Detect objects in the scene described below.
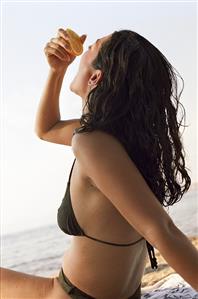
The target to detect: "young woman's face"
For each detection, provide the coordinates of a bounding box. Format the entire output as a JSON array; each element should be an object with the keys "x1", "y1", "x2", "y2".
[{"x1": 69, "y1": 33, "x2": 112, "y2": 99}]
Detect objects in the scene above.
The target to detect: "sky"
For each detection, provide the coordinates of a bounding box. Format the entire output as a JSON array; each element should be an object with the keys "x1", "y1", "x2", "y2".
[{"x1": 1, "y1": 1, "x2": 197, "y2": 236}]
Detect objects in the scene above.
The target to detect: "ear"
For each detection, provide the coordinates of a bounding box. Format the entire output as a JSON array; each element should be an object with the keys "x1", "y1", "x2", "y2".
[{"x1": 88, "y1": 70, "x2": 103, "y2": 87}]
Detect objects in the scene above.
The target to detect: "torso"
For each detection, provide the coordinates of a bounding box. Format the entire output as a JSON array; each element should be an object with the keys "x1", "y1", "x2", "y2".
[{"x1": 61, "y1": 158, "x2": 148, "y2": 298}]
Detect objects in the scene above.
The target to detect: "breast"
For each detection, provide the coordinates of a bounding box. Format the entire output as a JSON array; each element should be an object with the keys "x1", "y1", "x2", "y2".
[{"x1": 69, "y1": 158, "x2": 144, "y2": 244}]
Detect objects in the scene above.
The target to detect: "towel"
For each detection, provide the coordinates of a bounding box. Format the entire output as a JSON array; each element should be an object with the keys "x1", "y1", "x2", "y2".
[{"x1": 141, "y1": 273, "x2": 198, "y2": 298}]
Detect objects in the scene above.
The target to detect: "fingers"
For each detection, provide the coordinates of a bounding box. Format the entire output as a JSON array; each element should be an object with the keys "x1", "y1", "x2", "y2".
[
  {"x1": 57, "y1": 28, "x2": 70, "y2": 40},
  {"x1": 50, "y1": 37, "x2": 72, "y2": 53},
  {"x1": 44, "y1": 41, "x2": 70, "y2": 61},
  {"x1": 57, "y1": 28, "x2": 87, "y2": 45},
  {"x1": 80, "y1": 34, "x2": 87, "y2": 44},
  {"x1": 44, "y1": 28, "x2": 87, "y2": 60},
  {"x1": 44, "y1": 28, "x2": 74, "y2": 61}
]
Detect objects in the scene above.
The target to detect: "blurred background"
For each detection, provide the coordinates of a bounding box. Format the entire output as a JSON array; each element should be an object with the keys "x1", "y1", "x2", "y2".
[{"x1": 1, "y1": 0, "x2": 197, "y2": 277}]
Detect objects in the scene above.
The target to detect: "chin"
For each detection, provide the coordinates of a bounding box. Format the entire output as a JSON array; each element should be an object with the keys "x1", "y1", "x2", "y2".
[
  {"x1": 69, "y1": 81, "x2": 77, "y2": 94},
  {"x1": 70, "y1": 83, "x2": 85, "y2": 99},
  {"x1": 69, "y1": 75, "x2": 80, "y2": 94}
]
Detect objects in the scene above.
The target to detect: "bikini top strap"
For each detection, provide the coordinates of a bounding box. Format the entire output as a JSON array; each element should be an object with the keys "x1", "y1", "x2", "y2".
[
  {"x1": 68, "y1": 158, "x2": 76, "y2": 183},
  {"x1": 146, "y1": 241, "x2": 158, "y2": 270}
]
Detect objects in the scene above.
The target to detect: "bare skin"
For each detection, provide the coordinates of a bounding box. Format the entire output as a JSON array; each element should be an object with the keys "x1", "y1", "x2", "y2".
[
  {"x1": 3, "y1": 26, "x2": 197, "y2": 299},
  {"x1": 59, "y1": 158, "x2": 148, "y2": 298},
  {"x1": 0, "y1": 267, "x2": 72, "y2": 299},
  {"x1": 0, "y1": 159, "x2": 147, "y2": 299}
]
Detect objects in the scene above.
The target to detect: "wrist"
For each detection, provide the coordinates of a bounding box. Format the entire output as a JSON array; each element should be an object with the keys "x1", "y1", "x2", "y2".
[{"x1": 49, "y1": 67, "x2": 68, "y2": 77}]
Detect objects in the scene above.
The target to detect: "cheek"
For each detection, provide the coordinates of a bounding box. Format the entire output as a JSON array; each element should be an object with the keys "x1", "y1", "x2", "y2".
[
  {"x1": 80, "y1": 52, "x2": 92, "y2": 69},
  {"x1": 78, "y1": 54, "x2": 94, "y2": 83},
  {"x1": 80, "y1": 49, "x2": 97, "y2": 69},
  {"x1": 70, "y1": 65, "x2": 91, "y2": 94},
  {"x1": 70, "y1": 52, "x2": 95, "y2": 94}
]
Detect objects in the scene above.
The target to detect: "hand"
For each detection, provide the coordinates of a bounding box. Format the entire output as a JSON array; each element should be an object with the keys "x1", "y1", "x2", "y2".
[{"x1": 44, "y1": 28, "x2": 87, "y2": 73}]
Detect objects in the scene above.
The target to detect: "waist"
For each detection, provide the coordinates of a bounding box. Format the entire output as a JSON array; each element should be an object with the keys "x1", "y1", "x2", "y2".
[{"x1": 61, "y1": 236, "x2": 147, "y2": 298}]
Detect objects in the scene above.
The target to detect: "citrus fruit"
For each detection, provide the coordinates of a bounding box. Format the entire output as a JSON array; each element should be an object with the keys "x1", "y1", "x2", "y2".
[{"x1": 65, "y1": 28, "x2": 83, "y2": 56}]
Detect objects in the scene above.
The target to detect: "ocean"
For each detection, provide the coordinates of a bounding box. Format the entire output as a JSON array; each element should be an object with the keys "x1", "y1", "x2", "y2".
[{"x1": 1, "y1": 187, "x2": 197, "y2": 278}]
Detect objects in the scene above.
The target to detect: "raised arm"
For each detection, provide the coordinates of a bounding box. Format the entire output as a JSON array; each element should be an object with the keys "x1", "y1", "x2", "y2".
[
  {"x1": 34, "y1": 28, "x2": 86, "y2": 146},
  {"x1": 34, "y1": 68, "x2": 80, "y2": 145},
  {"x1": 71, "y1": 130, "x2": 198, "y2": 291},
  {"x1": 34, "y1": 68, "x2": 66, "y2": 136}
]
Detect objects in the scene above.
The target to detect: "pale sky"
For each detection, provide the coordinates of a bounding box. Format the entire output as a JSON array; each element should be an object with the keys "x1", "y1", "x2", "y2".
[{"x1": 1, "y1": 1, "x2": 197, "y2": 235}]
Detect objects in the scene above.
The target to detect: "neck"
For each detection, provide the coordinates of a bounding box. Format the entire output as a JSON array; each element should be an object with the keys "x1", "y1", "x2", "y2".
[{"x1": 82, "y1": 97, "x2": 89, "y2": 114}]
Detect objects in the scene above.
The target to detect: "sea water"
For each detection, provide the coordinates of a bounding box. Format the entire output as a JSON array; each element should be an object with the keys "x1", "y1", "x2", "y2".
[{"x1": 1, "y1": 187, "x2": 197, "y2": 277}]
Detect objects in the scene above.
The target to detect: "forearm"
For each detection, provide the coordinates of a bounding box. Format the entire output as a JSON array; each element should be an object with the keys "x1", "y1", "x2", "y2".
[
  {"x1": 154, "y1": 223, "x2": 198, "y2": 291},
  {"x1": 34, "y1": 68, "x2": 67, "y2": 136}
]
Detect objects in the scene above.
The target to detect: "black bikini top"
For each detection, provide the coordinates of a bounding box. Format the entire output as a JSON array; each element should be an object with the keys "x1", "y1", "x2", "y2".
[{"x1": 57, "y1": 158, "x2": 158, "y2": 270}]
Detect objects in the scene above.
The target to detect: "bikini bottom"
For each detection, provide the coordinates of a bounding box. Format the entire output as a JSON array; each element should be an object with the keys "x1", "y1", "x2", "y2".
[{"x1": 56, "y1": 267, "x2": 141, "y2": 299}]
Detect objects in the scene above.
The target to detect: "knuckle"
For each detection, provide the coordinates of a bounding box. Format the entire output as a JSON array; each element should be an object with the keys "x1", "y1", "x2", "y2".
[
  {"x1": 56, "y1": 44, "x2": 62, "y2": 51},
  {"x1": 51, "y1": 42, "x2": 58, "y2": 50},
  {"x1": 59, "y1": 30, "x2": 67, "y2": 38},
  {"x1": 59, "y1": 43, "x2": 67, "y2": 50},
  {"x1": 58, "y1": 28, "x2": 66, "y2": 36},
  {"x1": 54, "y1": 48, "x2": 62, "y2": 56},
  {"x1": 60, "y1": 37, "x2": 68, "y2": 46},
  {"x1": 53, "y1": 49, "x2": 58, "y2": 55}
]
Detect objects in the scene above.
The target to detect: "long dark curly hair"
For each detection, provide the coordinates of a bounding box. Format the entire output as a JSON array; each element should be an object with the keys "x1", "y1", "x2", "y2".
[{"x1": 74, "y1": 29, "x2": 191, "y2": 208}]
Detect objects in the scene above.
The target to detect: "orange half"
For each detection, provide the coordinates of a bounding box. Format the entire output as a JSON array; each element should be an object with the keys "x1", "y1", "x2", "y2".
[{"x1": 65, "y1": 28, "x2": 83, "y2": 56}]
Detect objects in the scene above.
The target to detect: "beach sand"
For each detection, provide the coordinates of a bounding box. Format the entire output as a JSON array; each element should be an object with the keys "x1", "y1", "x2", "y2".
[{"x1": 141, "y1": 235, "x2": 198, "y2": 288}]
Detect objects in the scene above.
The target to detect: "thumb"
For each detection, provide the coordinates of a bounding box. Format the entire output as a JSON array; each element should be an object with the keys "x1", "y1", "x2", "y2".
[{"x1": 80, "y1": 34, "x2": 87, "y2": 44}]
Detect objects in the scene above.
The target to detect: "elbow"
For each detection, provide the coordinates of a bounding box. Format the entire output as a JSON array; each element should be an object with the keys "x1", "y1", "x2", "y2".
[
  {"x1": 34, "y1": 129, "x2": 44, "y2": 139},
  {"x1": 145, "y1": 219, "x2": 177, "y2": 249}
]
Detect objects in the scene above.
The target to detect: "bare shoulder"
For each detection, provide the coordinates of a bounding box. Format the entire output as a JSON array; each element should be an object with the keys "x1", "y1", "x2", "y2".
[
  {"x1": 71, "y1": 129, "x2": 138, "y2": 181},
  {"x1": 71, "y1": 129, "x2": 125, "y2": 188},
  {"x1": 71, "y1": 129, "x2": 125, "y2": 156}
]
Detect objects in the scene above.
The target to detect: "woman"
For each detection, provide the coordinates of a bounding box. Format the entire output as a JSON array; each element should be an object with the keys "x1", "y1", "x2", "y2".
[{"x1": 1, "y1": 28, "x2": 198, "y2": 299}]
